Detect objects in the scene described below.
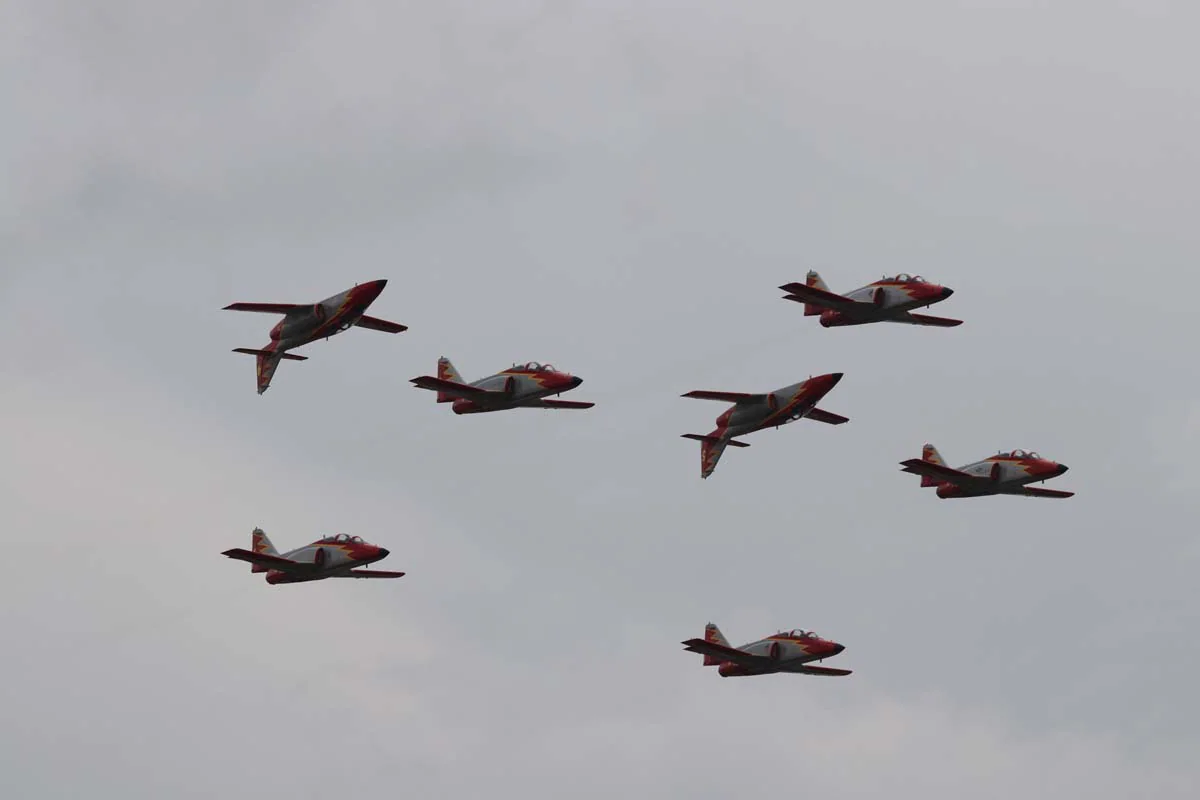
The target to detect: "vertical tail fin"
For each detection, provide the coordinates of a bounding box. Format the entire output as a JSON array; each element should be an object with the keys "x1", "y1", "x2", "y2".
[
  {"x1": 702, "y1": 622, "x2": 730, "y2": 666},
  {"x1": 436, "y1": 357, "x2": 463, "y2": 403},
  {"x1": 804, "y1": 270, "x2": 830, "y2": 316},
  {"x1": 250, "y1": 527, "x2": 279, "y2": 573},
  {"x1": 920, "y1": 443, "x2": 946, "y2": 488}
]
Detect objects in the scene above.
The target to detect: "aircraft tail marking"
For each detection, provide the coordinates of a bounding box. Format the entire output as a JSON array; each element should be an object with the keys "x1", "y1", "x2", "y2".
[
  {"x1": 436, "y1": 357, "x2": 464, "y2": 403},
  {"x1": 920, "y1": 443, "x2": 946, "y2": 487},
  {"x1": 703, "y1": 622, "x2": 730, "y2": 666},
  {"x1": 803, "y1": 270, "x2": 831, "y2": 315},
  {"x1": 250, "y1": 527, "x2": 279, "y2": 573}
]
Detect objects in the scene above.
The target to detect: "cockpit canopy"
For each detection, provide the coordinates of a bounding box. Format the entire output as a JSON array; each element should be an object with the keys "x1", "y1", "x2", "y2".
[
  {"x1": 1004, "y1": 449, "x2": 1042, "y2": 459},
  {"x1": 886, "y1": 273, "x2": 926, "y2": 283},
  {"x1": 786, "y1": 629, "x2": 819, "y2": 639},
  {"x1": 515, "y1": 361, "x2": 557, "y2": 373},
  {"x1": 318, "y1": 533, "x2": 364, "y2": 543}
]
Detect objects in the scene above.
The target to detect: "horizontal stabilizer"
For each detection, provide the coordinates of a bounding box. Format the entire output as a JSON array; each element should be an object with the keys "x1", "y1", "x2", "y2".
[
  {"x1": 221, "y1": 548, "x2": 305, "y2": 572},
  {"x1": 354, "y1": 315, "x2": 408, "y2": 333},
  {"x1": 410, "y1": 375, "x2": 488, "y2": 397},
  {"x1": 681, "y1": 434, "x2": 750, "y2": 448},
  {"x1": 902, "y1": 313, "x2": 963, "y2": 327},
  {"x1": 806, "y1": 408, "x2": 850, "y2": 425},
  {"x1": 536, "y1": 399, "x2": 595, "y2": 409},
  {"x1": 1017, "y1": 486, "x2": 1075, "y2": 499},
  {"x1": 335, "y1": 569, "x2": 407, "y2": 579},
  {"x1": 223, "y1": 302, "x2": 302, "y2": 314},
  {"x1": 778, "y1": 283, "x2": 856, "y2": 309},
  {"x1": 681, "y1": 390, "x2": 765, "y2": 404},
  {"x1": 681, "y1": 638, "x2": 766, "y2": 667},
  {"x1": 899, "y1": 458, "x2": 975, "y2": 483},
  {"x1": 232, "y1": 348, "x2": 307, "y2": 361},
  {"x1": 790, "y1": 664, "x2": 852, "y2": 676}
]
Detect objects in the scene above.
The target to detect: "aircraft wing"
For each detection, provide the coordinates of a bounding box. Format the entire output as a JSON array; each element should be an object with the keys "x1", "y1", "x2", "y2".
[
  {"x1": 221, "y1": 548, "x2": 309, "y2": 572},
  {"x1": 223, "y1": 303, "x2": 303, "y2": 314},
  {"x1": 778, "y1": 282, "x2": 857, "y2": 309},
  {"x1": 681, "y1": 638, "x2": 770, "y2": 667},
  {"x1": 898, "y1": 458, "x2": 980, "y2": 485},
  {"x1": 898, "y1": 312, "x2": 963, "y2": 327},
  {"x1": 332, "y1": 569, "x2": 407, "y2": 578},
  {"x1": 409, "y1": 376, "x2": 490, "y2": 398},
  {"x1": 806, "y1": 408, "x2": 850, "y2": 425},
  {"x1": 681, "y1": 390, "x2": 765, "y2": 404},
  {"x1": 1016, "y1": 487, "x2": 1075, "y2": 499},
  {"x1": 534, "y1": 399, "x2": 595, "y2": 409},
  {"x1": 354, "y1": 315, "x2": 408, "y2": 333},
  {"x1": 789, "y1": 664, "x2": 853, "y2": 677}
]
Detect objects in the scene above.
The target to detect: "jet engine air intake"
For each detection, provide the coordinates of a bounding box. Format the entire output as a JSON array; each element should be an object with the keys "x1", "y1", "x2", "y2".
[{"x1": 768, "y1": 641, "x2": 781, "y2": 660}]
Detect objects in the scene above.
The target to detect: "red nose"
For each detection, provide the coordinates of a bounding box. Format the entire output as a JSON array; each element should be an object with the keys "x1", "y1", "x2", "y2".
[
  {"x1": 354, "y1": 279, "x2": 388, "y2": 303},
  {"x1": 912, "y1": 283, "x2": 952, "y2": 301},
  {"x1": 810, "y1": 372, "x2": 844, "y2": 393}
]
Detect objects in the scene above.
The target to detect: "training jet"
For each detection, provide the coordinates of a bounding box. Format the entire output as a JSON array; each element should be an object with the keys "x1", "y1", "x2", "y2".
[
  {"x1": 682, "y1": 622, "x2": 852, "y2": 677},
  {"x1": 221, "y1": 528, "x2": 406, "y2": 585},
  {"x1": 680, "y1": 373, "x2": 848, "y2": 479},
  {"x1": 900, "y1": 444, "x2": 1073, "y2": 499},
  {"x1": 223, "y1": 279, "x2": 407, "y2": 394},
  {"x1": 410, "y1": 357, "x2": 594, "y2": 414},
  {"x1": 780, "y1": 270, "x2": 961, "y2": 328}
]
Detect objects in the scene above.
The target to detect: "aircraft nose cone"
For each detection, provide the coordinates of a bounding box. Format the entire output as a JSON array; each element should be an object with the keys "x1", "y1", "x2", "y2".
[
  {"x1": 570, "y1": 375, "x2": 583, "y2": 388},
  {"x1": 827, "y1": 372, "x2": 844, "y2": 386},
  {"x1": 940, "y1": 286, "x2": 954, "y2": 299},
  {"x1": 376, "y1": 547, "x2": 390, "y2": 559},
  {"x1": 1056, "y1": 463, "x2": 1069, "y2": 475},
  {"x1": 374, "y1": 279, "x2": 388, "y2": 289},
  {"x1": 828, "y1": 643, "x2": 845, "y2": 656}
]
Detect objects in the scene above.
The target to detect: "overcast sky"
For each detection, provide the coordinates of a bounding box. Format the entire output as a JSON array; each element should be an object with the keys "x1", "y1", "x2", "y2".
[{"x1": 4, "y1": 1, "x2": 1199, "y2": 797}]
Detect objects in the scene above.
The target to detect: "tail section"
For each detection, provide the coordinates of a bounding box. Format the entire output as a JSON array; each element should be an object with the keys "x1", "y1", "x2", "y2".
[
  {"x1": 804, "y1": 270, "x2": 830, "y2": 316},
  {"x1": 249, "y1": 527, "x2": 279, "y2": 573},
  {"x1": 681, "y1": 431, "x2": 744, "y2": 479},
  {"x1": 231, "y1": 347, "x2": 297, "y2": 394},
  {"x1": 702, "y1": 623, "x2": 730, "y2": 666},
  {"x1": 436, "y1": 357, "x2": 464, "y2": 403},
  {"x1": 920, "y1": 443, "x2": 946, "y2": 488}
]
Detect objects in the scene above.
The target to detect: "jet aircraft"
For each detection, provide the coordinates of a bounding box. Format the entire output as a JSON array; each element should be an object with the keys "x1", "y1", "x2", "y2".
[
  {"x1": 900, "y1": 444, "x2": 1073, "y2": 499},
  {"x1": 680, "y1": 373, "x2": 848, "y2": 479},
  {"x1": 780, "y1": 270, "x2": 961, "y2": 328},
  {"x1": 223, "y1": 279, "x2": 407, "y2": 394},
  {"x1": 221, "y1": 528, "x2": 405, "y2": 585},
  {"x1": 410, "y1": 357, "x2": 594, "y2": 414},
  {"x1": 682, "y1": 622, "x2": 852, "y2": 677}
]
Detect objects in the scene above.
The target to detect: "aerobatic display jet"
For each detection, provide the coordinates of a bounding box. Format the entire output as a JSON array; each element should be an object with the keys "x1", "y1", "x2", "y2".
[
  {"x1": 410, "y1": 357, "x2": 594, "y2": 414},
  {"x1": 221, "y1": 528, "x2": 405, "y2": 585},
  {"x1": 780, "y1": 270, "x2": 961, "y2": 328},
  {"x1": 900, "y1": 444, "x2": 1073, "y2": 499},
  {"x1": 682, "y1": 622, "x2": 852, "y2": 678},
  {"x1": 680, "y1": 372, "x2": 848, "y2": 479},
  {"x1": 223, "y1": 279, "x2": 407, "y2": 394}
]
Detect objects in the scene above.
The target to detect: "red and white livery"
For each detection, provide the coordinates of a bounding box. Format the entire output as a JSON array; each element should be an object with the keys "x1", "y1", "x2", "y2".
[
  {"x1": 223, "y1": 279, "x2": 407, "y2": 394},
  {"x1": 222, "y1": 528, "x2": 406, "y2": 585},
  {"x1": 780, "y1": 270, "x2": 961, "y2": 328},
  {"x1": 680, "y1": 373, "x2": 848, "y2": 479},
  {"x1": 900, "y1": 443, "x2": 1073, "y2": 499},
  {"x1": 682, "y1": 622, "x2": 851, "y2": 678},
  {"x1": 410, "y1": 357, "x2": 593, "y2": 414}
]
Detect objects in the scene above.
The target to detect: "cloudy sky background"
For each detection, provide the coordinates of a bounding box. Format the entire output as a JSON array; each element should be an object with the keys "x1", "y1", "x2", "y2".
[{"x1": 4, "y1": 1, "x2": 1199, "y2": 797}]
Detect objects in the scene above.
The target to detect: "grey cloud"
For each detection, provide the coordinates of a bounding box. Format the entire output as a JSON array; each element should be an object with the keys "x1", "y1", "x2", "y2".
[{"x1": 5, "y1": 1, "x2": 1200, "y2": 797}]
